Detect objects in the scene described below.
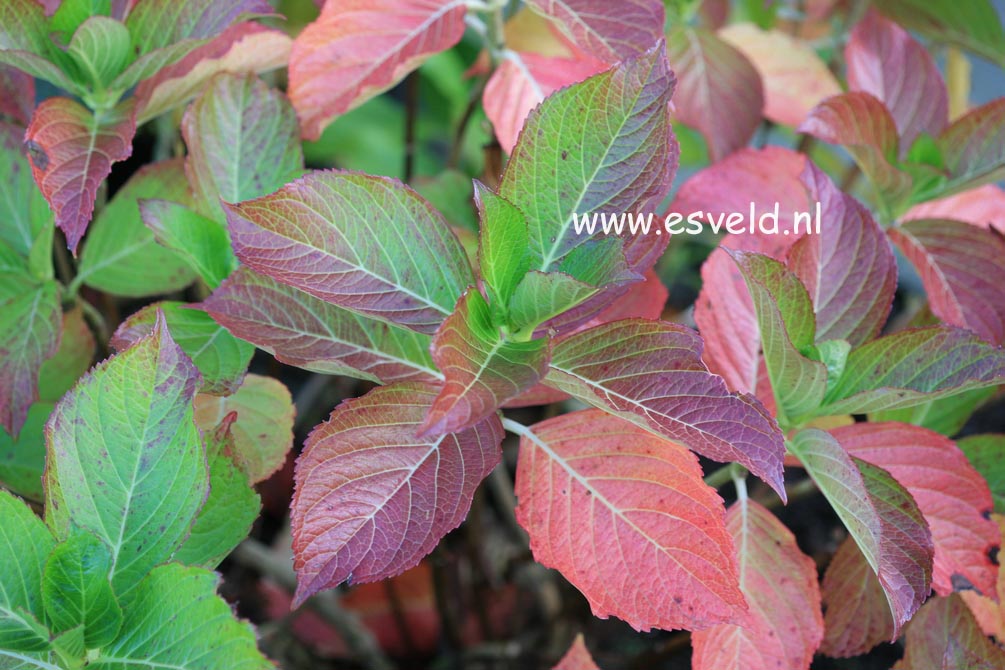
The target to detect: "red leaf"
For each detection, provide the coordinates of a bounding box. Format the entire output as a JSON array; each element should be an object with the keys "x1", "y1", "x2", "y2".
[
  {"x1": 798, "y1": 92, "x2": 912, "y2": 205},
  {"x1": 894, "y1": 595, "x2": 1005, "y2": 670},
  {"x1": 0, "y1": 65, "x2": 34, "y2": 126},
  {"x1": 938, "y1": 98, "x2": 1005, "y2": 197},
  {"x1": 422, "y1": 289, "x2": 550, "y2": 435},
  {"x1": 692, "y1": 499, "x2": 823, "y2": 670},
  {"x1": 846, "y1": 10, "x2": 948, "y2": 149},
  {"x1": 24, "y1": 98, "x2": 136, "y2": 254},
  {"x1": 545, "y1": 319, "x2": 786, "y2": 498},
  {"x1": 832, "y1": 422, "x2": 998, "y2": 599},
  {"x1": 553, "y1": 634, "x2": 601, "y2": 670},
  {"x1": 524, "y1": 0, "x2": 664, "y2": 63},
  {"x1": 788, "y1": 162, "x2": 897, "y2": 346},
  {"x1": 819, "y1": 537, "x2": 897, "y2": 657},
  {"x1": 514, "y1": 409, "x2": 746, "y2": 631},
  {"x1": 291, "y1": 382, "x2": 503, "y2": 605},
  {"x1": 580, "y1": 268, "x2": 667, "y2": 326},
  {"x1": 905, "y1": 184, "x2": 1005, "y2": 234},
  {"x1": 889, "y1": 219, "x2": 1005, "y2": 344},
  {"x1": 289, "y1": 0, "x2": 467, "y2": 139},
  {"x1": 667, "y1": 26, "x2": 763, "y2": 162},
  {"x1": 484, "y1": 51, "x2": 605, "y2": 153}
]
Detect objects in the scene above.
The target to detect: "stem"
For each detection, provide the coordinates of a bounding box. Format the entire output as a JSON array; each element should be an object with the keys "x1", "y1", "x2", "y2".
[
  {"x1": 731, "y1": 464, "x2": 748, "y2": 501},
  {"x1": 77, "y1": 296, "x2": 109, "y2": 345},
  {"x1": 702, "y1": 463, "x2": 734, "y2": 489},
  {"x1": 403, "y1": 72, "x2": 420, "y2": 183}
]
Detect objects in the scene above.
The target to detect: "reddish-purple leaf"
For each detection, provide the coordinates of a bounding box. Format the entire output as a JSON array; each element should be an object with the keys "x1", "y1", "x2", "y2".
[
  {"x1": 889, "y1": 219, "x2": 1005, "y2": 344},
  {"x1": 0, "y1": 65, "x2": 33, "y2": 126},
  {"x1": 226, "y1": 170, "x2": 474, "y2": 334},
  {"x1": 582, "y1": 269, "x2": 667, "y2": 326},
  {"x1": 291, "y1": 382, "x2": 503, "y2": 605},
  {"x1": 667, "y1": 26, "x2": 763, "y2": 162},
  {"x1": 545, "y1": 318, "x2": 786, "y2": 498},
  {"x1": 905, "y1": 184, "x2": 1005, "y2": 234},
  {"x1": 788, "y1": 429, "x2": 933, "y2": 636},
  {"x1": 788, "y1": 162, "x2": 897, "y2": 346},
  {"x1": 799, "y1": 92, "x2": 912, "y2": 206},
  {"x1": 514, "y1": 409, "x2": 746, "y2": 632},
  {"x1": 819, "y1": 537, "x2": 897, "y2": 657},
  {"x1": 289, "y1": 0, "x2": 467, "y2": 140},
  {"x1": 124, "y1": 0, "x2": 274, "y2": 53},
  {"x1": 832, "y1": 422, "x2": 998, "y2": 599},
  {"x1": 937, "y1": 98, "x2": 1005, "y2": 197},
  {"x1": 135, "y1": 22, "x2": 292, "y2": 125},
  {"x1": 894, "y1": 595, "x2": 1005, "y2": 670},
  {"x1": 483, "y1": 51, "x2": 605, "y2": 154},
  {"x1": 24, "y1": 98, "x2": 136, "y2": 254},
  {"x1": 422, "y1": 289, "x2": 549, "y2": 436},
  {"x1": 692, "y1": 499, "x2": 823, "y2": 670},
  {"x1": 553, "y1": 635, "x2": 601, "y2": 670},
  {"x1": 524, "y1": 0, "x2": 664, "y2": 63},
  {"x1": 203, "y1": 267, "x2": 440, "y2": 383},
  {"x1": 846, "y1": 10, "x2": 948, "y2": 150}
]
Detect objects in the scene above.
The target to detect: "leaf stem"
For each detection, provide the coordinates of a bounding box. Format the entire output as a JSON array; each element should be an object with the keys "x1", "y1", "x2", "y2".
[{"x1": 702, "y1": 463, "x2": 734, "y2": 489}]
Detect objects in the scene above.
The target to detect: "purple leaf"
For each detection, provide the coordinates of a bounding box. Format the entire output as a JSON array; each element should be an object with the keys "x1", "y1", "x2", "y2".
[
  {"x1": 938, "y1": 99, "x2": 1005, "y2": 197},
  {"x1": 524, "y1": 0, "x2": 665, "y2": 63}
]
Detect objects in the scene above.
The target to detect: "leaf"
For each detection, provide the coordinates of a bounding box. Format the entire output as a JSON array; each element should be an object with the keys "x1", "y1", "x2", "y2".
[
  {"x1": 49, "y1": 0, "x2": 112, "y2": 44},
  {"x1": 507, "y1": 271, "x2": 599, "y2": 336},
  {"x1": 41, "y1": 532, "x2": 122, "y2": 648},
  {"x1": 515, "y1": 410, "x2": 745, "y2": 631},
  {"x1": 37, "y1": 308, "x2": 95, "y2": 404},
  {"x1": 75, "y1": 158, "x2": 197, "y2": 297},
  {"x1": 111, "y1": 301, "x2": 254, "y2": 396},
  {"x1": 889, "y1": 219, "x2": 1005, "y2": 344},
  {"x1": 44, "y1": 314, "x2": 208, "y2": 596},
  {"x1": 202, "y1": 267, "x2": 440, "y2": 383},
  {"x1": 960, "y1": 514, "x2": 1005, "y2": 640},
  {"x1": 174, "y1": 415, "x2": 260, "y2": 568},
  {"x1": 422, "y1": 289, "x2": 549, "y2": 435},
  {"x1": 290, "y1": 382, "x2": 503, "y2": 605},
  {"x1": 226, "y1": 170, "x2": 474, "y2": 334},
  {"x1": 833, "y1": 422, "x2": 998, "y2": 599},
  {"x1": 845, "y1": 10, "x2": 948, "y2": 150},
  {"x1": 67, "y1": 16, "x2": 133, "y2": 89},
  {"x1": 524, "y1": 0, "x2": 664, "y2": 63},
  {"x1": 798, "y1": 92, "x2": 912, "y2": 209},
  {"x1": 819, "y1": 537, "x2": 897, "y2": 657},
  {"x1": 0, "y1": 123, "x2": 51, "y2": 260},
  {"x1": 905, "y1": 184, "x2": 1005, "y2": 234},
  {"x1": 124, "y1": 0, "x2": 273, "y2": 54},
  {"x1": 135, "y1": 23, "x2": 292, "y2": 124},
  {"x1": 193, "y1": 373, "x2": 294, "y2": 485},
  {"x1": 95, "y1": 563, "x2": 274, "y2": 669},
  {"x1": 475, "y1": 183, "x2": 531, "y2": 310},
  {"x1": 288, "y1": 0, "x2": 468, "y2": 140},
  {"x1": 870, "y1": 387, "x2": 995, "y2": 437},
  {"x1": 717, "y1": 23, "x2": 841, "y2": 127},
  {"x1": 0, "y1": 65, "x2": 34, "y2": 126},
  {"x1": 666, "y1": 26, "x2": 763, "y2": 162},
  {"x1": 788, "y1": 429, "x2": 933, "y2": 635},
  {"x1": 24, "y1": 98, "x2": 136, "y2": 255},
  {"x1": 818, "y1": 326, "x2": 1005, "y2": 415},
  {"x1": 937, "y1": 99, "x2": 1005, "y2": 197},
  {"x1": 0, "y1": 490, "x2": 55, "y2": 652},
  {"x1": 545, "y1": 319, "x2": 786, "y2": 497},
  {"x1": 182, "y1": 72, "x2": 304, "y2": 222},
  {"x1": 483, "y1": 51, "x2": 605, "y2": 154},
  {"x1": 872, "y1": 0, "x2": 1005, "y2": 67},
  {"x1": 0, "y1": 275, "x2": 61, "y2": 438},
  {"x1": 728, "y1": 250, "x2": 828, "y2": 420},
  {"x1": 0, "y1": 0, "x2": 81, "y2": 92},
  {"x1": 788, "y1": 162, "x2": 897, "y2": 347},
  {"x1": 893, "y1": 594, "x2": 1005, "y2": 670},
  {"x1": 957, "y1": 435, "x2": 1005, "y2": 515},
  {"x1": 498, "y1": 43, "x2": 675, "y2": 274},
  {"x1": 692, "y1": 499, "x2": 823, "y2": 670},
  {"x1": 140, "y1": 199, "x2": 235, "y2": 288},
  {"x1": 553, "y1": 634, "x2": 601, "y2": 670},
  {"x1": 0, "y1": 403, "x2": 52, "y2": 501}
]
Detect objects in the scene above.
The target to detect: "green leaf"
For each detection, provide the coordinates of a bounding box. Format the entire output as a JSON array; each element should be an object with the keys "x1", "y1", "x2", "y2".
[
  {"x1": 182, "y1": 72, "x2": 304, "y2": 223},
  {"x1": 507, "y1": 271, "x2": 598, "y2": 337},
  {"x1": 0, "y1": 2, "x2": 82, "y2": 92},
  {"x1": 475, "y1": 183, "x2": 531, "y2": 311},
  {"x1": 869, "y1": 386, "x2": 994, "y2": 436},
  {"x1": 50, "y1": 0, "x2": 112, "y2": 44},
  {"x1": 728, "y1": 250, "x2": 828, "y2": 421},
  {"x1": 67, "y1": 16, "x2": 133, "y2": 90},
  {"x1": 140, "y1": 199, "x2": 235, "y2": 288},
  {"x1": 872, "y1": 0, "x2": 1005, "y2": 66},
  {"x1": 957, "y1": 434, "x2": 1005, "y2": 515},
  {"x1": 125, "y1": 0, "x2": 273, "y2": 56},
  {"x1": 174, "y1": 417, "x2": 260, "y2": 568},
  {"x1": 0, "y1": 402, "x2": 52, "y2": 501},
  {"x1": 74, "y1": 159, "x2": 197, "y2": 298},
  {"x1": 37, "y1": 308, "x2": 95, "y2": 405},
  {"x1": 817, "y1": 326, "x2": 1005, "y2": 415},
  {"x1": 0, "y1": 490, "x2": 55, "y2": 652},
  {"x1": 41, "y1": 532, "x2": 122, "y2": 648},
  {"x1": 0, "y1": 123, "x2": 52, "y2": 260},
  {"x1": 93, "y1": 563, "x2": 274, "y2": 669},
  {"x1": 45, "y1": 315, "x2": 209, "y2": 596},
  {"x1": 112, "y1": 301, "x2": 253, "y2": 396}
]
